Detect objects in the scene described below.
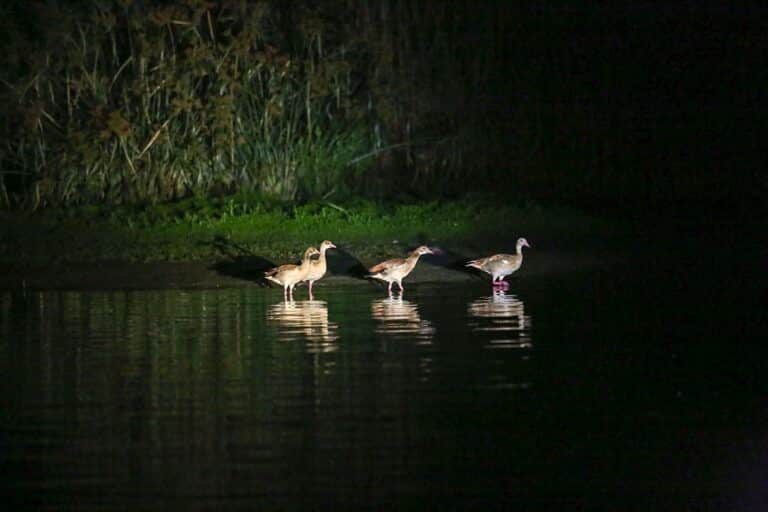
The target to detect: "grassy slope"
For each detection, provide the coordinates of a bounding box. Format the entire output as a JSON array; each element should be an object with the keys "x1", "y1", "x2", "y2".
[{"x1": 0, "y1": 196, "x2": 624, "y2": 266}]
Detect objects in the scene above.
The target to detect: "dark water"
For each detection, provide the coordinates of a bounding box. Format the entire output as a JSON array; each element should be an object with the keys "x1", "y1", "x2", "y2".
[{"x1": 1, "y1": 249, "x2": 766, "y2": 510}]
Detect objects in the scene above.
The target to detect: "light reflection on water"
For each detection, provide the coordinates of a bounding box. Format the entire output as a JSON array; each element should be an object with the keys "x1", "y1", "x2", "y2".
[
  {"x1": 467, "y1": 291, "x2": 532, "y2": 350},
  {"x1": 370, "y1": 294, "x2": 435, "y2": 343},
  {"x1": 0, "y1": 287, "x2": 537, "y2": 509},
  {"x1": 3, "y1": 270, "x2": 753, "y2": 510},
  {"x1": 267, "y1": 299, "x2": 340, "y2": 351},
  {"x1": 3, "y1": 239, "x2": 763, "y2": 510}
]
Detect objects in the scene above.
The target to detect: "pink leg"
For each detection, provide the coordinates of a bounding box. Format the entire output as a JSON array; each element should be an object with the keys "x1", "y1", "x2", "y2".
[
  {"x1": 398, "y1": 281, "x2": 404, "y2": 292},
  {"x1": 387, "y1": 282, "x2": 392, "y2": 293}
]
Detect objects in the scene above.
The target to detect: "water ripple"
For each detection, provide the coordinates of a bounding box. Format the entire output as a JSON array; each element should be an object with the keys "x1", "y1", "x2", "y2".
[
  {"x1": 467, "y1": 291, "x2": 532, "y2": 349},
  {"x1": 371, "y1": 295, "x2": 435, "y2": 343},
  {"x1": 267, "y1": 299, "x2": 340, "y2": 351}
]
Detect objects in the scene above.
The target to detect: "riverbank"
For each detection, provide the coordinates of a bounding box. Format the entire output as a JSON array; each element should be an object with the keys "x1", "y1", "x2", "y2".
[
  {"x1": 1, "y1": 247, "x2": 619, "y2": 291},
  {"x1": 0, "y1": 198, "x2": 629, "y2": 291}
]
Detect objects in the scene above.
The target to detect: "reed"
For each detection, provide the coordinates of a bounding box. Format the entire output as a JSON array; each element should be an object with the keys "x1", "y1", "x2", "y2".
[
  {"x1": 2, "y1": 2, "x2": 654, "y2": 209},
  {"x1": 0, "y1": 1, "x2": 369, "y2": 207}
]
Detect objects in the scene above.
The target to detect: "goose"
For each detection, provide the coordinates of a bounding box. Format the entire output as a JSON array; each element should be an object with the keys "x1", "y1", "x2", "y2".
[
  {"x1": 466, "y1": 237, "x2": 531, "y2": 288},
  {"x1": 304, "y1": 240, "x2": 336, "y2": 297},
  {"x1": 367, "y1": 245, "x2": 434, "y2": 293},
  {"x1": 265, "y1": 247, "x2": 320, "y2": 298}
]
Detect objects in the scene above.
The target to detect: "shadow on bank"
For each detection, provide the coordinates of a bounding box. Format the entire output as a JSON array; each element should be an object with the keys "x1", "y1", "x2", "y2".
[
  {"x1": 206, "y1": 236, "x2": 275, "y2": 287},
  {"x1": 207, "y1": 235, "x2": 372, "y2": 286}
]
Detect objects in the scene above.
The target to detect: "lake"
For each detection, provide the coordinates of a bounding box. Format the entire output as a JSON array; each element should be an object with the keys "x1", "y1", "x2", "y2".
[{"x1": 1, "y1": 243, "x2": 765, "y2": 510}]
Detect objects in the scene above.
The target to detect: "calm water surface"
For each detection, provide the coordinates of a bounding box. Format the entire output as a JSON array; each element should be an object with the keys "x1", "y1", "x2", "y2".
[{"x1": 1, "y1": 252, "x2": 766, "y2": 510}]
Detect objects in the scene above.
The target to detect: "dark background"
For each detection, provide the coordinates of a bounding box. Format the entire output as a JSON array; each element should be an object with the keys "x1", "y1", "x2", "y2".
[{"x1": 1, "y1": 1, "x2": 765, "y2": 215}]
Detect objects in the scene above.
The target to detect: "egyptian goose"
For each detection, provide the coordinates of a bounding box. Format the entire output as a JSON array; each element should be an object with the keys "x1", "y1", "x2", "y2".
[
  {"x1": 466, "y1": 237, "x2": 531, "y2": 288},
  {"x1": 367, "y1": 245, "x2": 434, "y2": 293},
  {"x1": 304, "y1": 240, "x2": 336, "y2": 297},
  {"x1": 265, "y1": 246, "x2": 320, "y2": 298}
]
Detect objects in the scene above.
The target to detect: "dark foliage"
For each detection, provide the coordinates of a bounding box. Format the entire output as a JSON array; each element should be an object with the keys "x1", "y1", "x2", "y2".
[{"x1": 1, "y1": 2, "x2": 764, "y2": 209}]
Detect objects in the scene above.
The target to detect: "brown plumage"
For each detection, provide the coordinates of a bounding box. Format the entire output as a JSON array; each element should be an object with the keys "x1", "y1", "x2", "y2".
[
  {"x1": 367, "y1": 245, "x2": 434, "y2": 293},
  {"x1": 304, "y1": 240, "x2": 336, "y2": 297},
  {"x1": 265, "y1": 247, "x2": 320, "y2": 298},
  {"x1": 466, "y1": 237, "x2": 530, "y2": 287}
]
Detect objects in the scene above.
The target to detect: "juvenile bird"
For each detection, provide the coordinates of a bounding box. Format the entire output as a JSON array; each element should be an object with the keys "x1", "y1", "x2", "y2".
[
  {"x1": 367, "y1": 245, "x2": 434, "y2": 294},
  {"x1": 304, "y1": 240, "x2": 336, "y2": 298},
  {"x1": 265, "y1": 247, "x2": 320, "y2": 299}
]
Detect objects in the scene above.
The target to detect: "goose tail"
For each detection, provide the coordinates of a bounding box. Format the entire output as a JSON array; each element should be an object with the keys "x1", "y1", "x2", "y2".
[{"x1": 465, "y1": 259, "x2": 483, "y2": 269}]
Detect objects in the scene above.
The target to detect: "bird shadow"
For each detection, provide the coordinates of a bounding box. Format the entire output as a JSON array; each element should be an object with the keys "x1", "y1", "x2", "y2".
[
  {"x1": 416, "y1": 243, "x2": 485, "y2": 281},
  {"x1": 327, "y1": 246, "x2": 370, "y2": 280},
  {"x1": 204, "y1": 236, "x2": 276, "y2": 287}
]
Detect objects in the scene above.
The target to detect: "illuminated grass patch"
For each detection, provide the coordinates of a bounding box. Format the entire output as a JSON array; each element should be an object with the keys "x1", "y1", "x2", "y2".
[{"x1": 0, "y1": 196, "x2": 620, "y2": 264}]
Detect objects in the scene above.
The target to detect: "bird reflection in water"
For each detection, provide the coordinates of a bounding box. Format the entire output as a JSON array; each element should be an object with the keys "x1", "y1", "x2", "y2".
[
  {"x1": 371, "y1": 294, "x2": 435, "y2": 343},
  {"x1": 467, "y1": 290, "x2": 531, "y2": 349},
  {"x1": 267, "y1": 299, "x2": 339, "y2": 351}
]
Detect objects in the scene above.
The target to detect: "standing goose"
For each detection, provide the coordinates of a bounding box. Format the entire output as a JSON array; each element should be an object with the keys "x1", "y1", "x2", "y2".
[
  {"x1": 304, "y1": 240, "x2": 336, "y2": 298},
  {"x1": 265, "y1": 247, "x2": 320, "y2": 298},
  {"x1": 367, "y1": 245, "x2": 434, "y2": 294},
  {"x1": 466, "y1": 237, "x2": 531, "y2": 288}
]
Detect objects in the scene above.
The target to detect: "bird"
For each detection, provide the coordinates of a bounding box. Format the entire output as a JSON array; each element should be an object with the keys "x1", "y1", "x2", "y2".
[
  {"x1": 367, "y1": 245, "x2": 434, "y2": 294},
  {"x1": 304, "y1": 240, "x2": 336, "y2": 298},
  {"x1": 466, "y1": 237, "x2": 531, "y2": 289},
  {"x1": 265, "y1": 246, "x2": 320, "y2": 298}
]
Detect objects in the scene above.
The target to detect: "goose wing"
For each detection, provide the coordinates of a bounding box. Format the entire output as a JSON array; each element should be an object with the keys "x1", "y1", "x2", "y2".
[
  {"x1": 265, "y1": 263, "x2": 299, "y2": 277},
  {"x1": 487, "y1": 253, "x2": 516, "y2": 264},
  {"x1": 369, "y1": 257, "x2": 406, "y2": 275},
  {"x1": 467, "y1": 256, "x2": 491, "y2": 267}
]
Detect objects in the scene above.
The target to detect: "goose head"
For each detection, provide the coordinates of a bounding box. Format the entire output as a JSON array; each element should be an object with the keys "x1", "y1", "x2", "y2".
[
  {"x1": 319, "y1": 240, "x2": 337, "y2": 252},
  {"x1": 413, "y1": 245, "x2": 434, "y2": 256}
]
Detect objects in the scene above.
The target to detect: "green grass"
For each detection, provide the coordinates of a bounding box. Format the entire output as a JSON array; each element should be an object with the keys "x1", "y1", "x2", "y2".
[{"x1": 0, "y1": 194, "x2": 622, "y2": 265}]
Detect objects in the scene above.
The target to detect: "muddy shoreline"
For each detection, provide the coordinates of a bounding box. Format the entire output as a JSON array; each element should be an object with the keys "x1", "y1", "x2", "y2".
[{"x1": 1, "y1": 248, "x2": 619, "y2": 291}]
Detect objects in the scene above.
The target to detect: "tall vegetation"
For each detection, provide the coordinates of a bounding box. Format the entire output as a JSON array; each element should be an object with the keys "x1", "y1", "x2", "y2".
[
  {"x1": 1, "y1": 1, "x2": 373, "y2": 207},
  {"x1": 5, "y1": 2, "x2": 718, "y2": 209}
]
